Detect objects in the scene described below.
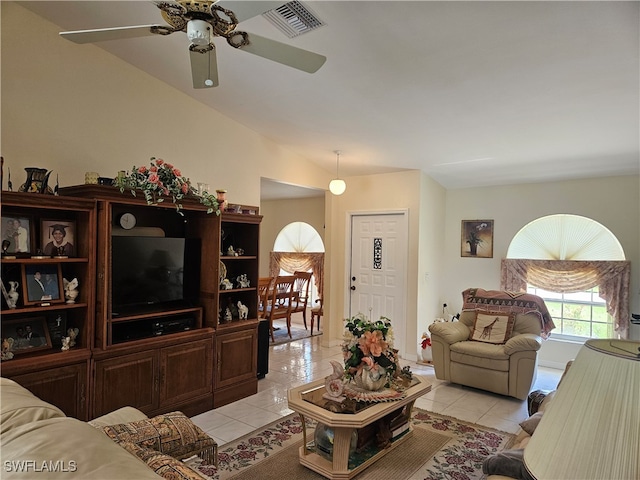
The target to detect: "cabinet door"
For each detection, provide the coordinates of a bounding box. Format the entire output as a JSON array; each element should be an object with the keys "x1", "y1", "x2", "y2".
[
  {"x1": 159, "y1": 338, "x2": 213, "y2": 407},
  {"x1": 93, "y1": 351, "x2": 158, "y2": 417},
  {"x1": 10, "y1": 363, "x2": 89, "y2": 420},
  {"x1": 215, "y1": 328, "x2": 257, "y2": 389}
]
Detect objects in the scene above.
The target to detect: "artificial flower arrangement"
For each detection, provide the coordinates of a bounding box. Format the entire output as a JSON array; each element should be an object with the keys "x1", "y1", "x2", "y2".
[
  {"x1": 342, "y1": 313, "x2": 400, "y2": 389},
  {"x1": 115, "y1": 157, "x2": 220, "y2": 215}
]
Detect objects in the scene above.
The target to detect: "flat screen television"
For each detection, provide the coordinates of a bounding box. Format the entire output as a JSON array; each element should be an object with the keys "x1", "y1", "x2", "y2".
[{"x1": 111, "y1": 236, "x2": 200, "y2": 316}]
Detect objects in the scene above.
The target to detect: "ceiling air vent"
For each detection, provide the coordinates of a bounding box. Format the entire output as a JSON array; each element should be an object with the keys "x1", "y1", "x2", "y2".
[{"x1": 263, "y1": 1, "x2": 326, "y2": 38}]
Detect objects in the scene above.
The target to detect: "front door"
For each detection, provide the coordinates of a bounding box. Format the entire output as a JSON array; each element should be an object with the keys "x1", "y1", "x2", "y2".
[{"x1": 349, "y1": 212, "x2": 408, "y2": 357}]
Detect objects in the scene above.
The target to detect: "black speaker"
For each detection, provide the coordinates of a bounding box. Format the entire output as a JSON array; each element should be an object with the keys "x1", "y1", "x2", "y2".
[{"x1": 257, "y1": 319, "x2": 269, "y2": 379}]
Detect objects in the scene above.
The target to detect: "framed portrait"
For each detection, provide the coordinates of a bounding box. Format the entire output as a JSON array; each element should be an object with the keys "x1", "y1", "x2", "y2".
[
  {"x1": 41, "y1": 220, "x2": 76, "y2": 257},
  {"x1": 21, "y1": 263, "x2": 64, "y2": 306},
  {"x1": 2, "y1": 317, "x2": 52, "y2": 355},
  {"x1": 45, "y1": 312, "x2": 68, "y2": 348},
  {"x1": 1, "y1": 215, "x2": 33, "y2": 255},
  {"x1": 461, "y1": 220, "x2": 494, "y2": 258}
]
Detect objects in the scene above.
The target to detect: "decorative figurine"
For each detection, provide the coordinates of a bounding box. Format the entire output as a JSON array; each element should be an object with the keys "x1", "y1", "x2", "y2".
[
  {"x1": 223, "y1": 307, "x2": 232, "y2": 323},
  {"x1": 1, "y1": 338, "x2": 14, "y2": 361},
  {"x1": 237, "y1": 301, "x2": 249, "y2": 320},
  {"x1": 1, "y1": 240, "x2": 14, "y2": 259},
  {"x1": 63, "y1": 277, "x2": 79, "y2": 304},
  {"x1": 67, "y1": 328, "x2": 79, "y2": 348},
  {"x1": 6, "y1": 281, "x2": 19, "y2": 309},
  {"x1": 227, "y1": 246, "x2": 238, "y2": 257},
  {"x1": 236, "y1": 274, "x2": 250, "y2": 288},
  {"x1": 61, "y1": 336, "x2": 71, "y2": 351},
  {"x1": 221, "y1": 278, "x2": 233, "y2": 290}
]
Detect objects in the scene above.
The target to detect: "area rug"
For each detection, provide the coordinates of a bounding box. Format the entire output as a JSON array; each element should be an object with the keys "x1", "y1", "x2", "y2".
[
  {"x1": 270, "y1": 320, "x2": 322, "y2": 346},
  {"x1": 190, "y1": 408, "x2": 515, "y2": 480}
]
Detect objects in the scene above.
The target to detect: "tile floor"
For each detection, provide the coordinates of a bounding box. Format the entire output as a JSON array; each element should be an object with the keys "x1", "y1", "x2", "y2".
[{"x1": 191, "y1": 320, "x2": 562, "y2": 447}]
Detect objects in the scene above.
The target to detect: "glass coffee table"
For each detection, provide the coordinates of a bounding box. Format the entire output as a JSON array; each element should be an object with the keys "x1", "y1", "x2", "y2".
[{"x1": 287, "y1": 374, "x2": 431, "y2": 480}]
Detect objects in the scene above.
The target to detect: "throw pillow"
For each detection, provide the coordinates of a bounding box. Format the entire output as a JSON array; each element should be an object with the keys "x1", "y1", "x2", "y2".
[
  {"x1": 119, "y1": 442, "x2": 204, "y2": 480},
  {"x1": 101, "y1": 411, "x2": 217, "y2": 465},
  {"x1": 470, "y1": 311, "x2": 515, "y2": 344},
  {"x1": 519, "y1": 411, "x2": 544, "y2": 436}
]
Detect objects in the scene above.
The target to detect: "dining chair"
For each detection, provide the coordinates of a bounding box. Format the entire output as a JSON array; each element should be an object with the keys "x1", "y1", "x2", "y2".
[
  {"x1": 264, "y1": 275, "x2": 295, "y2": 341},
  {"x1": 292, "y1": 271, "x2": 312, "y2": 329},
  {"x1": 310, "y1": 297, "x2": 323, "y2": 335}
]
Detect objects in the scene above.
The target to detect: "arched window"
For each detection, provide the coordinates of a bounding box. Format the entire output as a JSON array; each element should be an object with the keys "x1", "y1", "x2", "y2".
[
  {"x1": 502, "y1": 215, "x2": 631, "y2": 339},
  {"x1": 270, "y1": 222, "x2": 324, "y2": 303}
]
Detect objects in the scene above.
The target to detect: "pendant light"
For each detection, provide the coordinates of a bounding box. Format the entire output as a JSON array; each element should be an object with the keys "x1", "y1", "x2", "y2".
[{"x1": 329, "y1": 150, "x2": 346, "y2": 195}]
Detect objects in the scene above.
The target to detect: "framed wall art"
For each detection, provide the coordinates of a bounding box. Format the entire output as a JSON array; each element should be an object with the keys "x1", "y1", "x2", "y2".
[
  {"x1": 21, "y1": 263, "x2": 64, "y2": 305},
  {"x1": 2, "y1": 317, "x2": 52, "y2": 355},
  {"x1": 461, "y1": 220, "x2": 494, "y2": 258},
  {"x1": 1, "y1": 215, "x2": 33, "y2": 255},
  {"x1": 41, "y1": 219, "x2": 76, "y2": 257}
]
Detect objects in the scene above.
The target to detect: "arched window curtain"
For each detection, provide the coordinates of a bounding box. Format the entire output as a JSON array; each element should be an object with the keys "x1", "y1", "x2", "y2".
[
  {"x1": 501, "y1": 259, "x2": 631, "y2": 338},
  {"x1": 269, "y1": 252, "x2": 324, "y2": 299}
]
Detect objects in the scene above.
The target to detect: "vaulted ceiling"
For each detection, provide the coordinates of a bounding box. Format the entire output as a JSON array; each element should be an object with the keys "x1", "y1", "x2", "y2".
[{"x1": 19, "y1": 1, "x2": 640, "y2": 192}]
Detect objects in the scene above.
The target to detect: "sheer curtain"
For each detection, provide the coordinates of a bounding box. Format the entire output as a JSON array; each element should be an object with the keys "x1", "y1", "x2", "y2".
[
  {"x1": 501, "y1": 259, "x2": 631, "y2": 338},
  {"x1": 269, "y1": 252, "x2": 324, "y2": 300}
]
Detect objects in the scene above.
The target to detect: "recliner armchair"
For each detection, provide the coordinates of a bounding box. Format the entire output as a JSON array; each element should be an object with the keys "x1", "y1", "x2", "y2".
[{"x1": 429, "y1": 288, "x2": 552, "y2": 400}]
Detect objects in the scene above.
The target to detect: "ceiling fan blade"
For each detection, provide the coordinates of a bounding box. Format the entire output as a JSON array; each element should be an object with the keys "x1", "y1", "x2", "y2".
[
  {"x1": 215, "y1": 1, "x2": 284, "y2": 23},
  {"x1": 190, "y1": 48, "x2": 219, "y2": 89},
  {"x1": 60, "y1": 25, "x2": 162, "y2": 44},
  {"x1": 237, "y1": 33, "x2": 326, "y2": 73}
]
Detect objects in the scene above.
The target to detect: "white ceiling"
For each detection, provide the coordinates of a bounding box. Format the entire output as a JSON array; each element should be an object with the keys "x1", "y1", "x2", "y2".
[{"x1": 20, "y1": 1, "x2": 640, "y2": 197}]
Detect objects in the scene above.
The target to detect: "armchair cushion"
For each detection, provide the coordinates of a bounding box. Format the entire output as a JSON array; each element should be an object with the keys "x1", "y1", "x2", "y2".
[
  {"x1": 503, "y1": 334, "x2": 542, "y2": 355},
  {"x1": 470, "y1": 311, "x2": 515, "y2": 344},
  {"x1": 120, "y1": 442, "x2": 205, "y2": 480},
  {"x1": 429, "y1": 321, "x2": 470, "y2": 344}
]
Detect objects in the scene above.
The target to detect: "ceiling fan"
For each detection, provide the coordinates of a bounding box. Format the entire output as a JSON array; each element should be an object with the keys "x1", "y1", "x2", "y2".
[{"x1": 59, "y1": 1, "x2": 326, "y2": 89}]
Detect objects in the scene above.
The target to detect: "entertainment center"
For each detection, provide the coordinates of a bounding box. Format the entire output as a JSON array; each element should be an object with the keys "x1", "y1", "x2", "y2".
[{"x1": 1, "y1": 186, "x2": 263, "y2": 420}]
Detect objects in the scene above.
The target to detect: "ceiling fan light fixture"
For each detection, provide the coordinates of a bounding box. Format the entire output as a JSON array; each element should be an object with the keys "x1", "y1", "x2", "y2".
[
  {"x1": 329, "y1": 150, "x2": 346, "y2": 196},
  {"x1": 187, "y1": 19, "x2": 211, "y2": 46}
]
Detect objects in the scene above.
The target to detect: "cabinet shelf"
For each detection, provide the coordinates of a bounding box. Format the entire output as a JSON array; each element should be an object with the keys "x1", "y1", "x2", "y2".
[
  {"x1": 219, "y1": 287, "x2": 257, "y2": 294},
  {"x1": 1, "y1": 302, "x2": 88, "y2": 316},
  {"x1": 220, "y1": 256, "x2": 258, "y2": 261},
  {"x1": 1, "y1": 257, "x2": 90, "y2": 264}
]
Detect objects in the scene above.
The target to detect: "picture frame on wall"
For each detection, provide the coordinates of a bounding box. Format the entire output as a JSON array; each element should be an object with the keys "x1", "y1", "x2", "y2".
[
  {"x1": 21, "y1": 263, "x2": 64, "y2": 305},
  {"x1": 41, "y1": 219, "x2": 76, "y2": 257},
  {"x1": 2, "y1": 317, "x2": 53, "y2": 355},
  {"x1": 1, "y1": 215, "x2": 33, "y2": 255},
  {"x1": 461, "y1": 220, "x2": 494, "y2": 258}
]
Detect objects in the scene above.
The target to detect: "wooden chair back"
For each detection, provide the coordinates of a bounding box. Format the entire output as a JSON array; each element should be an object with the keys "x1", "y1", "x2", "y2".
[
  {"x1": 258, "y1": 277, "x2": 274, "y2": 319},
  {"x1": 292, "y1": 271, "x2": 313, "y2": 327},
  {"x1": 265, "y1": 275, "x2": 295, "y2": 341}
]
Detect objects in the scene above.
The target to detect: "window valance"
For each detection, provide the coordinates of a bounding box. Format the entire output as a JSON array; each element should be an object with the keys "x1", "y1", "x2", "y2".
[
  {"x1": 501, "y1": 259, "x2": 631, "y2": 338},
  {"x1": 269, "y1": 252, "x2": 324, "y2": 298}
]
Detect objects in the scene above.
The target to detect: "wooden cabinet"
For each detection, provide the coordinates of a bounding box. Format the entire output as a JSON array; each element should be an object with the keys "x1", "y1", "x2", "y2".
[
  {"x1": 93, "y1": 334, "x2": 214, "y2": 418},
  {"x1": 214, "y1": 323, "x2": 258, "y2": 407},
  {"x1": 9, "y1": 362, "x2": 89, "y2": 419},
  {"x1": 3, "y1": 187, "x2": 263, "y2": 418},
  {"x1": 213, "y1": 212, "x2": 263, "y2": 407},
  {"x1": 1, "y1": 192, "x2": 95, "y2": 420}
]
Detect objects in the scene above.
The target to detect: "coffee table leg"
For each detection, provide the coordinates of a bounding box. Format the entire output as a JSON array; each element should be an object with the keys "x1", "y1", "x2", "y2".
[{"x1": 331, "y1": 427, "x2": 353, "y2": 472}]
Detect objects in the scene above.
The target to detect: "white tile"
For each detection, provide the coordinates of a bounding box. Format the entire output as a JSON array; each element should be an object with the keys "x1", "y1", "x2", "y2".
[{"x1": 214, "y1": 419, "x2": 259, "y2": 444}]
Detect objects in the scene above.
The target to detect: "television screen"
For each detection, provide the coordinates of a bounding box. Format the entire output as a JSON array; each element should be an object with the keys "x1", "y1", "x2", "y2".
[{"x1": 111, "y1": 236, "x2": 199, "y2": 315}]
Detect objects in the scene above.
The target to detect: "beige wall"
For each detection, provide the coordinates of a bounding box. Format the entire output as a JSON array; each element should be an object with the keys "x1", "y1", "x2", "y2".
[
  {"x1": 442, "y1": 175, "x2": 640, "y2": 366},
  {"x1": 258, "y1": 197, "x2": 325, "y2": 276},
  {"x1": 1, "y1": 3, "x2": 331, "y2": 207}
]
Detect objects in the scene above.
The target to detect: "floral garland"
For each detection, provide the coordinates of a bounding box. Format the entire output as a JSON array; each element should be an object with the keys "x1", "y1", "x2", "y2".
[
  {"x1": 115, "y1": 157, "x2": 220, "y2": 215},
  {"x1": 342, "y1": 313, "x2": 399, "y2": 382}
]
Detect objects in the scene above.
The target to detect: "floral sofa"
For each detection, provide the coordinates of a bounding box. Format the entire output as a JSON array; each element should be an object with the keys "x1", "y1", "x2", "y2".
[{"x1": 0, "y1": 377, "x2": 215, "y2": 479}]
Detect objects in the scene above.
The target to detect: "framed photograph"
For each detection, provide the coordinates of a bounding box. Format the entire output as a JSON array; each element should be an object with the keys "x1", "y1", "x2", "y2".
[
  {"x1": 461, "y1": 220, "x2": 494, "y2": 258},
  {"x1": 2, "y1": 317, "x2": 52, "y2": 355},
  {"x1": 45, "y1": 312, "x2": 68, "y2": 348},
  {"x1": 1, "y1": 215, "x2": 33, "y2": 255},
  {"x1": 41, "y1": 220, "x2": 76, "y2": 257},
  {"x1": 21, "y1": 263, "x2": 64, "y2": 305}
]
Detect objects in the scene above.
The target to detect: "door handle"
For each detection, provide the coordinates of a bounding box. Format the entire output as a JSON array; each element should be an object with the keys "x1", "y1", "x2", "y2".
[{"x1": 350, "y1": 286, "x2": 356, "y2": 291}]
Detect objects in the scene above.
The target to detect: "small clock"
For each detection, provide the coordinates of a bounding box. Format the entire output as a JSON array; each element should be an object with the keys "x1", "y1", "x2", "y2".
[{"x1": 119, "y1": 213, "x2": 137, "y2": 230}]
